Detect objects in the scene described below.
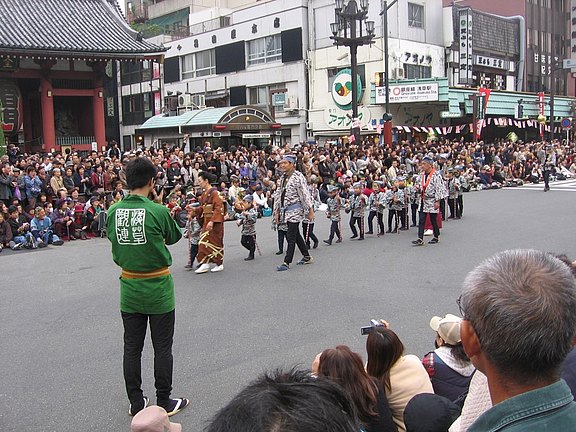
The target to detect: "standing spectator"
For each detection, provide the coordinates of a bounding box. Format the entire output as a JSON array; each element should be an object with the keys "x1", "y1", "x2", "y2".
[
  {"x1": 103, "y1": 164, "x2": 117, "y2": 193},
  {"x1": 106, "y1": 157, "x2": 188, "y2": 417},
  {"x1": 0, "y1": 162, "x2": 14, "y2": 204},
  {"x1": 72, "y1": 165, "x2": 91, "y2": 198},
  {"x1": 24, "y1": 166, "x2": 42, "y2": 209},
  {"x1": 166, "y1": 160, "x2": 182, "y2": 192},
  {"x1": 459, "y1": 250, "x2": 576, "y2": 431},
  {"x1": 91, "y1": 164, "x2": 105, "y2": 194},
  {"x1": 107, "y1": 141, "x2": 121, "y2": 159},
  {"x1": 12, "y1": 167, "x2": 25, "y2": 202},
  {"x1": 63, "y1": 166, "x2": 76, "y2": 193}
]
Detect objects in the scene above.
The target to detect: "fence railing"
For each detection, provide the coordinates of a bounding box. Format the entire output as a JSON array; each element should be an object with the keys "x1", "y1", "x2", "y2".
[{"x1": 56, "y1": 136, "x2": 95, "y2": 146}]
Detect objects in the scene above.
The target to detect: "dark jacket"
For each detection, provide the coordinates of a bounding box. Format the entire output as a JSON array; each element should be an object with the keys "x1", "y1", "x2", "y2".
[
  {"x1": 0, "y1": 219, "x2": 13, "y2": 245},
  {"x1": 423, "y1": 352, "x2": 473, "y2": 402},
  {"x1": 0, "y1": 173, "x2": 14, "y2": 200}
]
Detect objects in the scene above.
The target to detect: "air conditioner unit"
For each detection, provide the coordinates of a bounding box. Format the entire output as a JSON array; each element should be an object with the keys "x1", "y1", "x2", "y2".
[
  {"x1": 306, "y1": 122, "x2": 313, "y2": 130},
  {"x1": 178, "y1": 94, "x2": 193, "y2": 107},
  {"x1": 393, "y1": 68, "x2": 405, "y2": 79},
  {"x1": 192, "y1": 94, "x2": 206, "y2": 108},
  {"x1": 284, "y1": 95, "x2": 297, "y2": 110}
]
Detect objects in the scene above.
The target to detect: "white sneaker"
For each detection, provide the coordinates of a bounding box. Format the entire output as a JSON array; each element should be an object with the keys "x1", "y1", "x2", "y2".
[
  {"x1": 424, "y1": 229, "x2": 433, "y2": 236},
  {"x1": 195, "y1": 263, "x2": 212, "y2": 274},
  {"x1": 211, "y1": 264, "x2": 224, "y2": 273}
]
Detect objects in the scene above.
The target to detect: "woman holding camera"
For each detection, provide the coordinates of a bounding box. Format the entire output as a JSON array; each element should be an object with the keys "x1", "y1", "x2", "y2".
[
  {"x1": 366, "y1": 325, "x2": 433, "y2": 432},
  {"x1": 314, "y1": 345, "x2": 397, "y2": 432}
]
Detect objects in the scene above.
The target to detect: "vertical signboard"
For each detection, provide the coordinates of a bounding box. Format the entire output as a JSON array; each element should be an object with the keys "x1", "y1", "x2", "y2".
[{"x1": 458, "y1": 8, "x2": 473, "y2": 85}]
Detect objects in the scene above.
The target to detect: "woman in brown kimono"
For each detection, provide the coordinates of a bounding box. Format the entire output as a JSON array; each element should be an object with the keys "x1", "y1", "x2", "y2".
[{"x1": 195, "y1": 171, "x2": 225, "y2": 274}]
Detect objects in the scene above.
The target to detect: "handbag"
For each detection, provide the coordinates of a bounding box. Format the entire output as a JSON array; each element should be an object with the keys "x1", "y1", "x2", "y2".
[{"x1": 262, "y1": 207, "x2": 273, "y2": 217}]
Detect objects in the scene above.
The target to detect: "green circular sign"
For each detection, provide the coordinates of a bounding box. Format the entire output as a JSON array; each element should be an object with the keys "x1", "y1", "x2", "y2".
[{"x1": 331, "y1": 68, "x2": 363, "y2": 110}]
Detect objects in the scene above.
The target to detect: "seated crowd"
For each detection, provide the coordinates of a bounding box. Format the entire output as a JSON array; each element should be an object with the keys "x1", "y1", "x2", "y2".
[
  {"x1": 129, "y1": 250, "x2": 576, "y2": 432},
  {"x1": 1, "y1": 137, "x2": 575, "y2": 254}
]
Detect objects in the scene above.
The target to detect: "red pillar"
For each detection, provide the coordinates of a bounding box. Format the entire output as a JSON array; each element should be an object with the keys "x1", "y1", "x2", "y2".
[
  {"x1": 22, "y1": 92, "x2": 33, "y2": 152},
  {"x1": 93, "y1": 86, "x2": 106, "y2": 151},
  {"x1": 383, "y1": 121, "x2": 393, "y2": 147},
  {"x1": 40, "y1": 78, "x2": 56, "y2": 151}
]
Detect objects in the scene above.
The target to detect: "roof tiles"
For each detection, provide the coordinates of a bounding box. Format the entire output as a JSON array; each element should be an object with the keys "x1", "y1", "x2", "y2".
[{"x1": 0, "y1": 0, "x2": 165, "y2": 58}]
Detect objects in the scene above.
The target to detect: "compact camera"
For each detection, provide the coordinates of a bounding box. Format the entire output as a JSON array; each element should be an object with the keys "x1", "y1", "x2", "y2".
[{"x1": 360, "y1": 319, "x2": 384, "y2": 335}]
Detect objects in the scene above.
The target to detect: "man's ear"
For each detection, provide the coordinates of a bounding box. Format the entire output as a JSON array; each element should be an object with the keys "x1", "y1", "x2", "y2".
[{"x1": 461, "y1": 320, "x2": 481, "y2": 360}]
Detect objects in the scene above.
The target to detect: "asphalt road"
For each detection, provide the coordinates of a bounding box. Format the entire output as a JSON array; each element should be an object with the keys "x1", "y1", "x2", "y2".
[{"x1": 1, "y1": 183, "x2": 575, "y2": 432}]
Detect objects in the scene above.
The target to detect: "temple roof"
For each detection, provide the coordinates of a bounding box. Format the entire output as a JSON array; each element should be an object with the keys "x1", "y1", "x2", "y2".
[{"x1": 0, "y1": 0, "x2": 166, "y2": 60}]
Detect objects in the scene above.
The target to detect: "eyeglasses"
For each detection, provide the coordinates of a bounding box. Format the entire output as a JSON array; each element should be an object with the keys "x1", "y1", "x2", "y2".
[{"x1": 456, "y1": 295, "x2": 466, "y2": 319}]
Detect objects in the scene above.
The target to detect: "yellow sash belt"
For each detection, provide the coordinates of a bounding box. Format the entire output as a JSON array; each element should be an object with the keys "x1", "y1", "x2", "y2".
[{"x1": 121, "y1": 267, "x2": 170, "y2": 279}]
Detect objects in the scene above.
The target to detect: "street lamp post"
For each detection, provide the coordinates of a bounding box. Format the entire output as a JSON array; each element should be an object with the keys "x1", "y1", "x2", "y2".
[
  {"x1": 331, "y1": 0, "x2": 375, "y2": 144},
  {"x1": 380, "y1": 0, "x2": 399, "y2": 146}
]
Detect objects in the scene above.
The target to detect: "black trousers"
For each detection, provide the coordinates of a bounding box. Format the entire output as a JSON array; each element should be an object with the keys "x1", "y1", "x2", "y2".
[
  {"x1": 121, "y1": 310, "x2": 175, "y2": 406},
  {"x1": 241, "y1": 234, "x2": 255, "y2": 254},
  {"x1": 418, "y1": 211, "x2": 440, "y2": 240},
  {"x1": 457, "y1": 195, "x2": 463, "y2": 217},
  {"x1": 328, "y1": 220, "x2": 342, "y2": 241},
  {"x1": 440, "y1": 199, "x2": 446, "y2": 220},
  {"x1": 388, "y1": 209, "x2": 399, "y2": 231},
  {"x1": 411, "y1": 203, "x2": 419, "y2": 225},
  {"x1": 448, "y1": 198, "x2": 456, "y2": 218},
  {"x1": 448, "y1": 198, "x2": 462, "y2": 218},
  {"x1": 367, "y1": 210, "x2": 384, "y2": 234},
  {"x1": 277, "y1": 229, "x2": 287, "y2": 253},
  {"x1": 399, "y1": 208, "x2": 407, "y2": 228},
  {"x1": 302, "y1": 222, "x2": 318, "y2": 247},
  {"x1": 543, "y1": 169, "x2": 551, "y2": 190},
  {"x1": 188, "y1": 243, "x2": 198, "y2": 266},
  {"x1": 349, "y1": 215, "x2": 364, "y2": 238},
  {"x1": 284, "y1": 221, "x2": 309, "y2": 265}
]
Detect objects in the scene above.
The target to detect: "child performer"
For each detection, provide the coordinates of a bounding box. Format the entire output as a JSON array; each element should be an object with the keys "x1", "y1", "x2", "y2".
[
  {"x1": 184, "y1": 201, "x2": 202, "y2": 270},
  {"x1": 234, "y1": 194, "x2": 258, "y2": 261},
  {"x1": 346, "y1": 182, "x2": 367, "y2": 240},
  {"x1": 323, "y1": 184, "x2": 342, "y2": 245}
]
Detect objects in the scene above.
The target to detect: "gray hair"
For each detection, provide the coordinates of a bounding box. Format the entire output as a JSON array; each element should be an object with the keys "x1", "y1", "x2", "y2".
[{"x1": 460, "y1": 249, "x2": 576, "y2": 383}]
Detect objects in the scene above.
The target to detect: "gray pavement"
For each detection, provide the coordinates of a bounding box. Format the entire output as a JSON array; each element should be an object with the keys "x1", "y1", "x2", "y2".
[{"x1": 1, "y1": 184, "x2": 575, "y2": 431}]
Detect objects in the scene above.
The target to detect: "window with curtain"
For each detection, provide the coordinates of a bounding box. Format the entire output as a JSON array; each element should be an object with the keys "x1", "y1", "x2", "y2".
[
  {"x1": 408, "y1": 3, "x2": 424, "y2": 29},
  {"x1": 248, "y1": 34, "x2": 282, "y2": 65}
]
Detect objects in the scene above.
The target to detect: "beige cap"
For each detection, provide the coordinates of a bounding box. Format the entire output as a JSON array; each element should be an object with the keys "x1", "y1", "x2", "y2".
[
  {"x1": 430, "y1": 314, "x2": 462, "y2": 346},
  {"x1": 131, "y1": 406, "x2": 182, "y2": 432}
]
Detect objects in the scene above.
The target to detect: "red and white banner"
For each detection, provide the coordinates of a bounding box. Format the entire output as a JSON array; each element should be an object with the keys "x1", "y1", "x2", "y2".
[{"x1": 476, "y1": 88, "x2": 491, "y2": 139}]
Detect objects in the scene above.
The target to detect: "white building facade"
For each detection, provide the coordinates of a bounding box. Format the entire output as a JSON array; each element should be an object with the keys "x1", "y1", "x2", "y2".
[
  {"x1": 308, "y1": 0, "x2": 446, "y2": 141},
  {"x1": 160, "y1": 0, "x2": 310, "y2": 147}
]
